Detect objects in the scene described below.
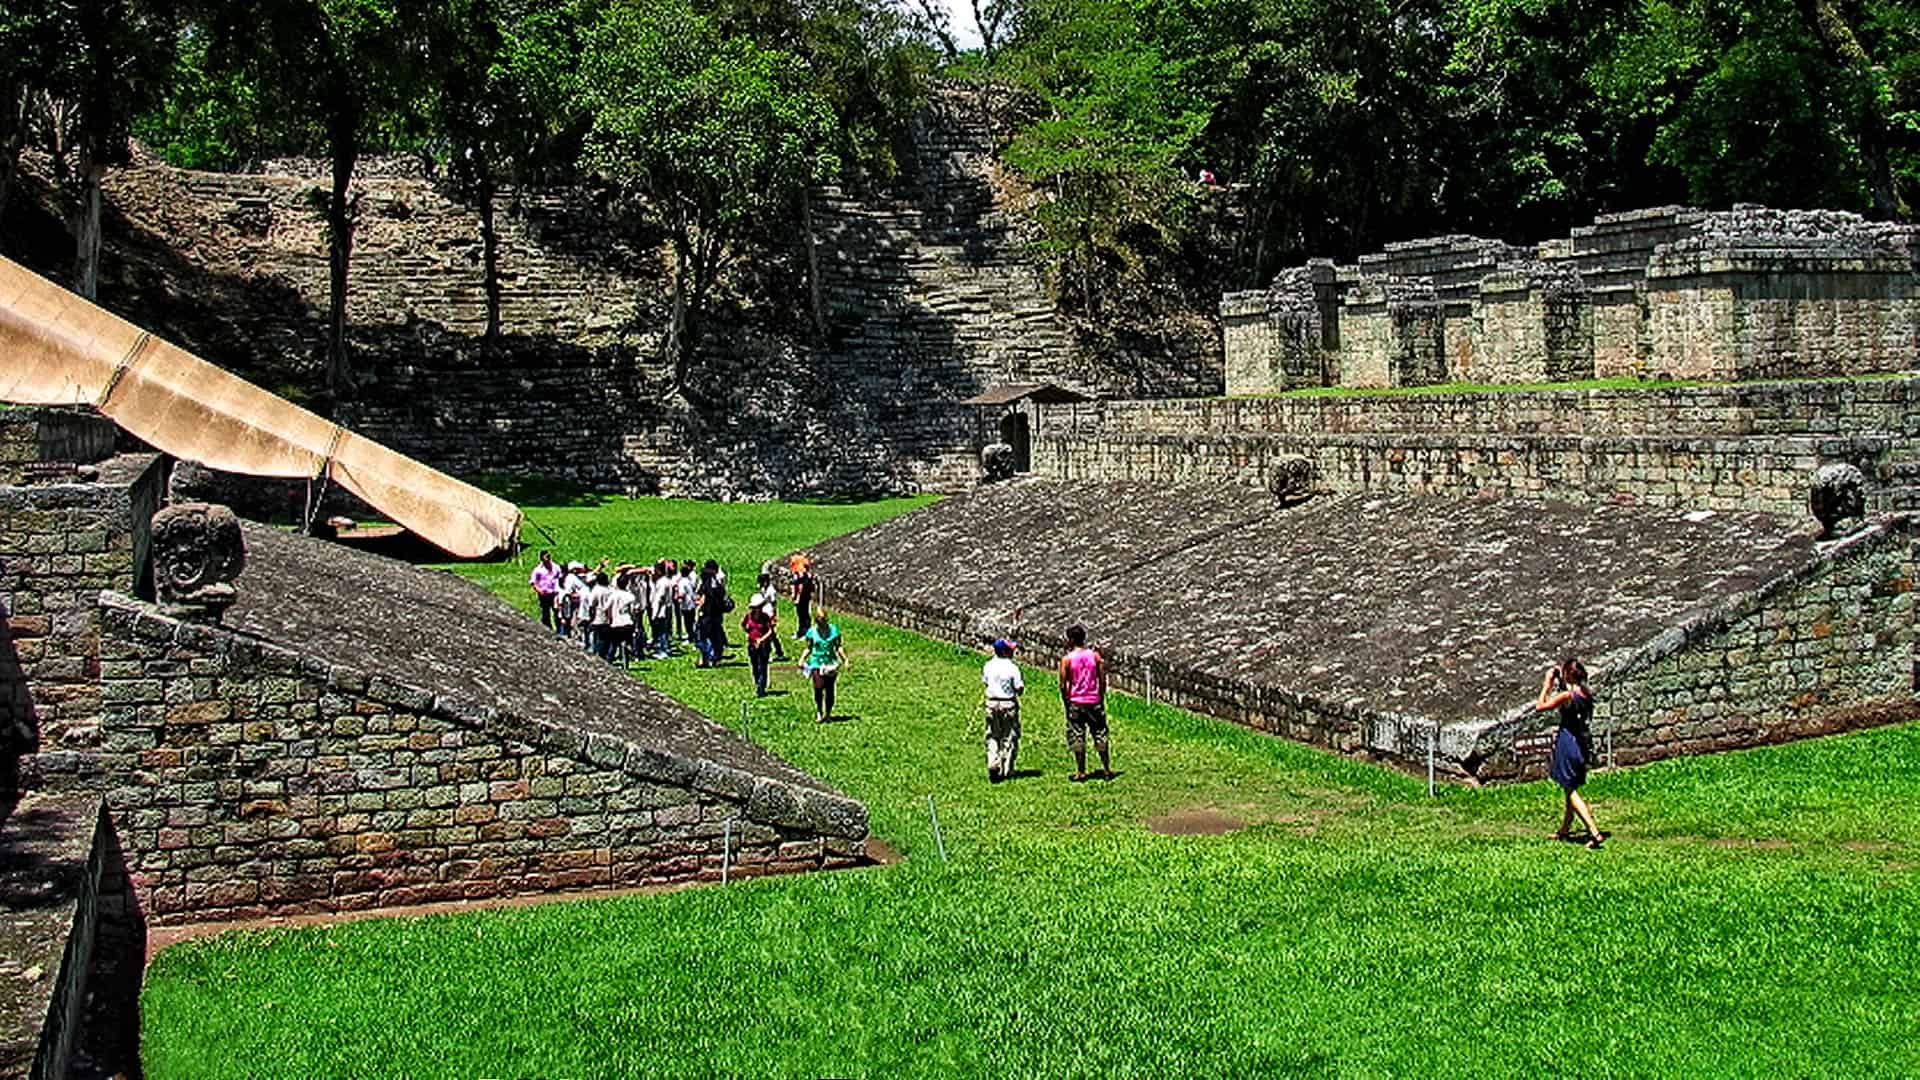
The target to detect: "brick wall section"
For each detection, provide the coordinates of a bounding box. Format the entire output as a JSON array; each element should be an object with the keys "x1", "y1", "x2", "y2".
[
  {"x1": 1336, "y1": 279, "x2": 1446, "y2": 388},
  {"x1": 87, "y1": 594, "x2": 868, "y2": 924},
  {"x1": 1646, "y1": 251, "x2": 1920, "y2": 381},
  {"x1": 1224, "y1": 206, "x2": 1918, "y2": 390},
  {"x1": 1, "y1": 796, "x2": 148, "y2": 1080},
  {"x1": 0, "y1": 410, "x2": 116, "y2": 485},
  {"x1": 1473, "y1": 517, "x2": 1917, "y2": 781},
  {"x1": 0, "y1": 456, "x2": 162, "y2": 784},
  {"x1": 1032, "y1": 377, "x2": 1920, "y2": 515}
]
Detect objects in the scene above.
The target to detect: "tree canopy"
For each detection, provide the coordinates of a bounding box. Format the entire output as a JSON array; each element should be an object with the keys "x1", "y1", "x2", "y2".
[{"x1": 1, "y1": 0, "x2": 1914, "y2": 385}]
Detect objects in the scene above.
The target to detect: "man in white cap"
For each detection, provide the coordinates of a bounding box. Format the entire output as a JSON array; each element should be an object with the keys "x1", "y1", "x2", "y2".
[{"x1": 982, "y1": 638, "x2": 1024, "y2": 783}]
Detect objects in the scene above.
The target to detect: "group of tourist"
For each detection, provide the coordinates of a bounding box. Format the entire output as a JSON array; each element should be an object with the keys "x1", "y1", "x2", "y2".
[
  {"x1": 528, "y1": 550, "x2": 847, "y2": 722},
  {"x1": 530, "y1": 547, "x2": 1601, "y2": 834}
]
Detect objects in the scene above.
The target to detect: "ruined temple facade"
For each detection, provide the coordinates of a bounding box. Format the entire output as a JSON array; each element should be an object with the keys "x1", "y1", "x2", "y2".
[{"x1": 1222, "y1": 207, "x2": 1920, "y2": 394}]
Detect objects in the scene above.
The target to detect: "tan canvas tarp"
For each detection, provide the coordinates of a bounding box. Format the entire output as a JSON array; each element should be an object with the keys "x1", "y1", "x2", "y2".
[{"x1": 0, "y1": 255, "x2": 521, "y2": 557}]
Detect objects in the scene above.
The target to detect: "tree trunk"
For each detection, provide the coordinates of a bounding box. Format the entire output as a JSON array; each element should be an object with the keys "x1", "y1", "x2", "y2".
[
  {"x1": 478, "y1": 172, "x2": 502, "y2": 344},
  {"x1": 0, "y1": 85, "x2": 26, "y2": 229},
  {"x1": 667, "y1": 241, "x2": 690, "y2": 394},
  {"x1": 803, "y1": 186, "x2": 825, "y2": 342},
  {"x1": 1795, "y1": 0, "x2": 1907, "y2": 219},
  {"x1": 324, "y1": 99, "x2": 361, "y2": 397},
  {"x1": 70, "y1": 155, "x2": 104, "y2": 300}
]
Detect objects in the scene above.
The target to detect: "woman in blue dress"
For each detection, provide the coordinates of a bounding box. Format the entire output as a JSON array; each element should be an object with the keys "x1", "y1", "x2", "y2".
[{"x1": 1536, "y1": 657, "x2": 1606, "y2": 849}]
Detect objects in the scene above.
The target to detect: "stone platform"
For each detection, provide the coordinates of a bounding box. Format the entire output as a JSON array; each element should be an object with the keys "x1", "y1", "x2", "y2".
[{"x1": 807, "y1": 478, "x2": 1916, "y2": 781}]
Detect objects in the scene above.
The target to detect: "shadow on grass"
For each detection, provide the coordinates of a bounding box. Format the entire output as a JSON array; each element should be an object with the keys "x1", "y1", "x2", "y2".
[{"x1": 471, "y1": 474, "x2": 617, "y2": 509}]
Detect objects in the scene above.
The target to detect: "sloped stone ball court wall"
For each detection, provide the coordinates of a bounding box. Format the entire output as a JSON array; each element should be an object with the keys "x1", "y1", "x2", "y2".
[
  {"x1": 80, "y1": 524, "x2": 872, "y2": 923},
  {"x1": 805, "y1": 478, "x2": 1915, "y2": 782}
]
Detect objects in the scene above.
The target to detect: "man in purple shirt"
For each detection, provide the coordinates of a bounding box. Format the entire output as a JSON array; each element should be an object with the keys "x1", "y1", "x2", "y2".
[{"x1": 529, "y1": 550, "x2": 562, "y2": 635}]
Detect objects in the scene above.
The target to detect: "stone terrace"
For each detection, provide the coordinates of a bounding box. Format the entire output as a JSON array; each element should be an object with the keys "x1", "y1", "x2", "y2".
[
  {"x1": 811, "y1": 477, "x2": 1814, "y2": 722},
  {"x1": 806, "y1": 479, "x2": 1910, "y2": 779}
]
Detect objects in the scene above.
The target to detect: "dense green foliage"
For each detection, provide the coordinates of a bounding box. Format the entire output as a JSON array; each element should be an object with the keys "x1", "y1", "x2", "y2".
[
  {"x1": 4, "y1": 0, "x2": 1916, "y2": 378},
  {"x1": 986, "y1": 0, "x2": 1919, "y2": 297},
  {"x1": 139, "y1": 495, "x2": 1920, "y2": 1077}
]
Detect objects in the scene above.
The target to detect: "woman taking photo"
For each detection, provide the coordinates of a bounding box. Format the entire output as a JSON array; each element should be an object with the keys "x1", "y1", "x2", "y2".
[{"x1": 1536, "y1": 657, "x2": 1606, "y2": 849}]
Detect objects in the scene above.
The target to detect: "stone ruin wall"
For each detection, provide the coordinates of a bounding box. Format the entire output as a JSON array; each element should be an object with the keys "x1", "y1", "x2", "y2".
[
  {"x1": 30, "y1": 83, "x2": 1174, "y2": 500},
  {"x1": 0, "y1": 436, "x2": 162, "y2": 800},
  {"x1": 85, "y1": 596, "x2": 865, "y2": 923},
  {"x1": 1032, "y1": 377, "x2": 1920, "y2": 517},
  {"x1": 1223, "y1": 206, "x2": 1920, "y2": 394},
  {"x1": 0, "y1": 426, "x2": 869, "y2": 929},
  {"x1": 1474, "y1": 517, "x2": 1916, "y2": 782},
  {"x1": 809, "y1": 482, "x2": 1916, "y2": 784}
]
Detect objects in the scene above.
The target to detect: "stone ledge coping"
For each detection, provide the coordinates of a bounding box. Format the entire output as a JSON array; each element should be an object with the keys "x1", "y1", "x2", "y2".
[
  {"x1": 1043, "y1": 430, "x2": 1871, "y2": 455},
  {"x1": 1062, "y1": 375, "x2": 1920, "y2": 411},
  {"x1": 0, "y1": 455, "x2": 163, "y2": 507},
  {"x1": 95, "y1": 592, "x2": 867, "y2": 840},
  {"x1": 0, "y1": 792, "x2": 101, "y2": 1079}
]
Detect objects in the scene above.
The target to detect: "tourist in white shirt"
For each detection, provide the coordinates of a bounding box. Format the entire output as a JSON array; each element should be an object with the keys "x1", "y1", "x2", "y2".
[
  {"x1": 604, "y1": 571, "x2": 637, "y2": 664},
  {"x1": 584, "y1": 573, "x2": 612, "y2": 657},
  {"x1": 982, "y1": 638, "x2": 1025, "y2": 783},
  {"x1": 649, "y1": 561, "x2": 676, "y2": 659},
  {"x1": 559, "y1": 563, "x2": 589, "y2": 641}
]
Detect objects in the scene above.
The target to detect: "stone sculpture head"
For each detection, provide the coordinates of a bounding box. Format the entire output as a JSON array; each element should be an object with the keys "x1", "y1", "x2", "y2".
[
  {"x1": 1808, "y1": 462, "x2": 1866, "y2": 540},
  {"x1": 150, "y1": 502, "x2": 246, "y2": 622}
]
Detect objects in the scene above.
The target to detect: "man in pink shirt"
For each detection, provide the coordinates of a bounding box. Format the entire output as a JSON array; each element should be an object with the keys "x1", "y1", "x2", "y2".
[
  {"x1": 529, "y1": 550, "x2": 562, "y2": 635},
  {"x1": 1058, "y1": 624, "x2": 1111, "y2": 782}
]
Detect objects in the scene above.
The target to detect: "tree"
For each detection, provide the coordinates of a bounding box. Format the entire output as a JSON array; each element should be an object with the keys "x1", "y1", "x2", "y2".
[
  {"x1": 578, "y1": 0, "x2": 836, "y2": 390},
  {"x1": 1794, "y1": 0, "x2": 1913, "y2": 217},
  {"x1": 190, "y1": 0, "x2": 434, "y2": 396},
  {"x1": 711, "y1": 0, "x2": 930, "y2": 335},
  {"x1": 999, "y1": 0, "x2": 1207, "y2": 311},
  {"x1": 4, "y1": 0, "x2": 176, "y2": 297},
  {"x1": 425, "y1": 0, "x2": 575, "y2": 343},
  {"x1": 0, "y1": 0, "x2": 57, "y2": 228}
]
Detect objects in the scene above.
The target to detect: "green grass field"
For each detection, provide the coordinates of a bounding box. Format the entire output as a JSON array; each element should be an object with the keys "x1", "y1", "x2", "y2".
[{"x1": 138, "y1": 494, "x2": 1920, "y2": 1078}]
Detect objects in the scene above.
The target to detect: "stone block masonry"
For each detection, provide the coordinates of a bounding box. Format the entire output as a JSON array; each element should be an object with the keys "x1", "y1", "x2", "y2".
[
  {"x1": 85, "y1": 595, "x2": 864, "y2": 922},
  {"x1": 1, "y1": 454, "x2": 163, "y2": 790},
  {"x1": 0, "y1": 794, "x2": 143, "y2": 1080},
  {"x1": 0, "y1": 410, "x2": 116, "y2": 486},
  {"x1": 1473, "y1": 517, "x2": 1916, "y2": 781},
  {"x1": 1337, "y1": 278, "x2": 1445, "y2": 389},
  {"x1": 1222, "y1": 206, "x2": 1920, "y2": 394},
  {"x1": 1032, "y1": 376, "x2": 1920, "y2": 517},
  {"x1": 48, "y1": 516, "x2": 874, "y2": 924},
  {"x1": 803, "y1": 478, "x2": 1911, "y2": 782}
]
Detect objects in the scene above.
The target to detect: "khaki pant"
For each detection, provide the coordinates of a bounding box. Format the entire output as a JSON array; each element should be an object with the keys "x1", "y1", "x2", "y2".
[{"x1": 986, "y1": 701, "x2": 1021, "y2": 776}]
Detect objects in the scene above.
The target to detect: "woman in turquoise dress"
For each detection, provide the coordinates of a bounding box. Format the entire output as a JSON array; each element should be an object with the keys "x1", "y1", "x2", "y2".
[{"x1": 802, "y1": 611, "x2": 848, "y2": 724}]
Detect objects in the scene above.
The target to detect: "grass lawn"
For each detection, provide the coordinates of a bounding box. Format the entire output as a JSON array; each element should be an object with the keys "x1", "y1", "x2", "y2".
[{"x1": 139, "y1": 494, "x2": 1920, "y2": 1078}]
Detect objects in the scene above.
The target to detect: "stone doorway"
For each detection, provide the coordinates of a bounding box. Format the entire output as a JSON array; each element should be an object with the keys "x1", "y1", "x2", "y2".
[{"x1": 999, "y1": 411, "x2": 1031, "y2": 474}]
